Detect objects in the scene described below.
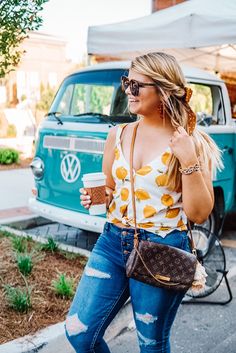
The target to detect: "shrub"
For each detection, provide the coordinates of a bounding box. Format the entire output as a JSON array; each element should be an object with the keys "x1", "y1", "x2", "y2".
[
  {"x1": 26, "y1": 235, "x2": 33, "y2": 242},
  {"x1": 0, "y1": 229, "x2": 15, "y2": 239},
  {"x1": 40, "y1": 237, "x2": 59, "y2": 253},
  {"x1": 51, "y1": 273, "x2": 75, "y2": 299},
  {"x1": 15, "y1": 250, "x2": 44, "y2": 275},
  {"x1": 11, "y1": 236, "x2": 28, "y2": 253},
  {"x1": 0, "y1": 148, "x2": 19, "y2": 164},
  {"x1": 4, "y1": 284, "x2": 31, "y2": 313},
  {"x1": 16, "y1": 253, "x2": 33, "y2": 276}
]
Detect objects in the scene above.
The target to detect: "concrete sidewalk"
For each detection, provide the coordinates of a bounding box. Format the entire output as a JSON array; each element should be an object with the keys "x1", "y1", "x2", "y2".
[
  {"x1": 0, "y1": 168, "x2": 35, "y2": 223},
  {"x1": 110, "y1": 274, "x2": 236, "y2": 353}
]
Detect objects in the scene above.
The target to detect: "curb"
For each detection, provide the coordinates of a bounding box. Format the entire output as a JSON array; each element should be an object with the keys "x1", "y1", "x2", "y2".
[
  {"x1": 0, "y1": 214, "x2": 36, "y2": 226},
  {"x1": 0, "y1": 206, "x2": 35, "y2": 225},
  {"x1": 0, "y1": 301, "x2": 132, "y2": 353},
  {"x1": 0, "y1": 225, "x2": 133, "y2": 352},
  {"x1": 0, "y1": 225, "x2": 91, "y2": 258}
]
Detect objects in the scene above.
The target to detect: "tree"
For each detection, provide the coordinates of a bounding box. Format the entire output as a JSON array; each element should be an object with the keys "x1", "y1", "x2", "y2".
[{"x1": 0, "y1": 0, "x2": 48, "y2": 78}]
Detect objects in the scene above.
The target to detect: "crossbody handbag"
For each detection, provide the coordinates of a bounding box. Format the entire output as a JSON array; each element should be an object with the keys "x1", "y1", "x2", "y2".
[{"x1": 126, "y1": 122, "x2": 202, "y2": 292}]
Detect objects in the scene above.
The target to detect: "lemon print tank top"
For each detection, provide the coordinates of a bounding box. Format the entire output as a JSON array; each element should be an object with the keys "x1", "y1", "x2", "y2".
[{"x1": 107, "y1": 123, "x2": 188, "y2": 237}]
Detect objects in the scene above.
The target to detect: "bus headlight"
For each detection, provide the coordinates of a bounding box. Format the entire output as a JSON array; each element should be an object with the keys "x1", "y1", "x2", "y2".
[{"x1": 30, "y1": 157, "x2": 44, "y2": 180}]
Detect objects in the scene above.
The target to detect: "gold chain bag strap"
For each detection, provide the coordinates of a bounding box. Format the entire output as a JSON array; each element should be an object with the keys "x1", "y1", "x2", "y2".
[{"x1": 125, "y1": 122, "x2": 198, "y2": 291}]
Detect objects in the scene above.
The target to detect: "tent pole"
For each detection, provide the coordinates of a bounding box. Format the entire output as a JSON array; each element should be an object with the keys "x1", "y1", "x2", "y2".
[{"x1": 86, "y1": 54, "x2": 92, "y2": 66}]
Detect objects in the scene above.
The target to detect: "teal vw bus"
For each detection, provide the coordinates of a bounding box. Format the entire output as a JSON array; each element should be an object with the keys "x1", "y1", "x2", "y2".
[{"x1": 29, "y1": 61, "x2": 235, "y2": 236}]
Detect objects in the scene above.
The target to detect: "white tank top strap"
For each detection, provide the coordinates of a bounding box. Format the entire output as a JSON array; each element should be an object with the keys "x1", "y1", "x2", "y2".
[{"x1": 115, "y1": 123, "x2": 128, "y2": 146}]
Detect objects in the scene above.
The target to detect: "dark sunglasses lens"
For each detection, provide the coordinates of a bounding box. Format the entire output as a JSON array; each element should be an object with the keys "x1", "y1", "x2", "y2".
[
  {"x1": 121, "y1": 77, "x2": 139, "y2": 96},
  {"x1": 131, "y1": 81, "x2": 139, "y2": 96},
  {"x1": 121, "y1": 76, "x2": 129, "y2": 91}
]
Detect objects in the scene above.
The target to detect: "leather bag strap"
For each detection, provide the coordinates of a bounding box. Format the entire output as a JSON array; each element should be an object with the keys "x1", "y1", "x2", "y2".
[
  {"x1": 129, "y1": 121, "x2": 197, "y2": 255},
  {"x1": 130, "y1": 122, "x2": 140, "y2": 247}
]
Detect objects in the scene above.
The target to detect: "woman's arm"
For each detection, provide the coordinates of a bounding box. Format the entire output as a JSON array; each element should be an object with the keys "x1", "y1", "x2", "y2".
[
  {"x1": 102, "y1": 126, "x2": 118, "y2": 208},
  {"x1": 80, "y1": 126, "x2": 118, "y2": 209},
  {"x1": 170, "y1": 127, "x2": 214, "y2": 224}
]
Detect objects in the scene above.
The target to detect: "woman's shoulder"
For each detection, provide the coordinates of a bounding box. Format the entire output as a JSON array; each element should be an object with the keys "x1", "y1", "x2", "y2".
[{"x1": 107, "y1": 121, "x2": 138, "y2": 142}]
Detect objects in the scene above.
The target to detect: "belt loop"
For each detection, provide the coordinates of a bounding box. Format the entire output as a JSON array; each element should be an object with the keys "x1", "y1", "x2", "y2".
[{"x1": 104, "y1": 222, "x2": 109, "y2": 232}]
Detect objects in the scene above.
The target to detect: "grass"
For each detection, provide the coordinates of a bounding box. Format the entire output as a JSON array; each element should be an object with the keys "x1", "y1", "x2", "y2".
[
  {"x1": 0, "y1": 229, "x2": 15, "y2": 239},
  {"x1": 3, "y1": 273, "x2": 32, "y2": 313},
  {"x1": 40, "y1": 237, "x2": 59, "y2": 253},
  {"x1": 4, "y1": 285, "x2": 32, "y2": 313},
  {"x1": 51, "y1": 272, "x2": 75, "y2": 299},
  {"x1": 11, "y1": 236, "x2": 28, "y2": 253},
  {"x1": 16, "y1": 253, "x2": 33, "y2": 276},
  {"x1": 0, "y1": 230, "x2": 87, "y2": 344}
]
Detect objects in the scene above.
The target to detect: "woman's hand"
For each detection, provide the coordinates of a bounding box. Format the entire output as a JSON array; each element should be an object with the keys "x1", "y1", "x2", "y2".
[
  {"x1": 79, "y1": 188, "x2": 91, "y2": 209},
  {"x1": 169, "y1": 126, "x2": 198, "y2": 167},
  {"x1": 80, "y1": 187, "x2": 114, "y2": 210}
]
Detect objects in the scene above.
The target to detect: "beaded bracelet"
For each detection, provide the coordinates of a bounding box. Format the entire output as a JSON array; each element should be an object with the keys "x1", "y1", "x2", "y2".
[{"x1": 179, "y1": 163, "x2": 201, "y2": 175}]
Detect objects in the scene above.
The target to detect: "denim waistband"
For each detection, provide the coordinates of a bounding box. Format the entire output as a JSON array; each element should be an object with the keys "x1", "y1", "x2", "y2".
[
  {"x1": 104, "y1": 221, "x2": 187, "y2": 238},
  {"x1": 104, "y1": 221, "x2": 154, "y2": 237}
]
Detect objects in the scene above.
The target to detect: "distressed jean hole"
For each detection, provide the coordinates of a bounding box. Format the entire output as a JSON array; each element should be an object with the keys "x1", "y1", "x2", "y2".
[
  {"x1": 85, "y1": 266, "x2": 111, "y2": 279},
  {"x1": 135, "y1": 312, "x2": 158, "y2": 324},
  {"x1": 65, "y1": 313, "x2": 88, "y2": 337},
  {"x1": 137, "y1": 331, "x2": 157, "y2": 346}
]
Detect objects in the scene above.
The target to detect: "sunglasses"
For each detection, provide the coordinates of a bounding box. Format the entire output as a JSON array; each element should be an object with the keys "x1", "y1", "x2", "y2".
[{"x1": 121, "y1": 75, "x2": 157, "y2": 96}]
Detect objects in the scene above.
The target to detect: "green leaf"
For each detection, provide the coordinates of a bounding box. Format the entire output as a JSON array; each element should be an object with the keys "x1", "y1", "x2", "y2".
[{"x1": 0, "y1": 0, "x2": 48, "y2": 78}]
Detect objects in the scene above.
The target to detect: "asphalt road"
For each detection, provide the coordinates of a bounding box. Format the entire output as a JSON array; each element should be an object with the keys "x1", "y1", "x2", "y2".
[{"x1": 110, "y1": 273, "x2": 236, "y2": 353}]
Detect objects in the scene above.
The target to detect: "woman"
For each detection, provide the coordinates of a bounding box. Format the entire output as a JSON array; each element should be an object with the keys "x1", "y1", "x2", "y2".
[{"x1": 65, "y1": 52, "x2": 222, "y2": 353}]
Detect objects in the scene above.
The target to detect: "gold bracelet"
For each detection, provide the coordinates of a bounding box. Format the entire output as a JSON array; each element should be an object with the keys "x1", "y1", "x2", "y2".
[{"x1": 179, "y1": 163, "x2": 201, "y2": 175}]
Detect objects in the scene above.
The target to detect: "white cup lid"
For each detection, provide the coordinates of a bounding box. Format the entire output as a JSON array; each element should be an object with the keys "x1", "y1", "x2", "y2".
[{"x1": 82, "y1": 172, "x2": 106, "y2": 182}]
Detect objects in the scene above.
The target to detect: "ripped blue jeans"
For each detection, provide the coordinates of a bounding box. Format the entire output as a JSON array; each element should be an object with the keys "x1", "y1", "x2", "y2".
[{"x1": 65, "y1": 222, "x2": 191, "y2": 353}]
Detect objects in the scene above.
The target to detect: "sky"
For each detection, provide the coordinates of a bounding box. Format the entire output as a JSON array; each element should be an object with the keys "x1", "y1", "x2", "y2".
[{"x1": 40, "y1": 0, "x2": 152, "y2": 62}]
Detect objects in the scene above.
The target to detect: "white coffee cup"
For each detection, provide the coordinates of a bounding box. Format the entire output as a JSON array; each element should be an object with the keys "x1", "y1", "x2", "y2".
[{"x1": 82, "y1": 172, "x2": 107, "y2": 215}]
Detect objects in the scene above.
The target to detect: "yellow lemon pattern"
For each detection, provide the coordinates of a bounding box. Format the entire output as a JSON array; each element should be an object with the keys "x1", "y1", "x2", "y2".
[
  {"x1": 137, "y1": 222, "x2": 155, "y2": 228},
  {"x1": 114, "y1": 147, "x2": 120, "y2": 160},
  {"x1": 165, "y1": 207, "x2": 180, "y2": 218},
  {"x1": 161, "y1": 152, "x2": 171, "y2": 166},
  {"x1": 161, "y1": 194, "x2": 174, "y2": 207},
  {"x1": 177, "y1": 218, "x2": 188, "y2": 231},
  {"x1": 120, "y1": 204, "x2": 128, "y2": 216},
  {"x1": 116, "y1": 166, "x2": 128, "y2": 181},
  {"x1": 136, "y1": 166, "x2": 153, "y2": 176},
  {"x1": 135, "y1": 189, "x2": 151, "y2": 201},
  {"x1": 111, "y1": 218, "x2": 121, "y2": 224},
  {"x1": 143, "y1": 205, "x2": 157, "y2": 218},
  {"x1": 108, "y1": 201, "x2": 116, "y2": 213},
  {"x1": 159, "y1": 225, "x2": 172, "y2": 231},
  {"x1": 107, "y1": 124, "x2": 187, "y2": 237},
  {"x1": 155, "y1": 174, "x2": 168, "y2": 187},
  {"x1": 120, "y1": 187, "x2": 129, "y2": 201}
]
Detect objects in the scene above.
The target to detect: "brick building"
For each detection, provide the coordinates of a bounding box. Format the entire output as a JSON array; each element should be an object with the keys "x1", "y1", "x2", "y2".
[{"x1": 1, "y1": 32, "x2": 73, "y2": 107}]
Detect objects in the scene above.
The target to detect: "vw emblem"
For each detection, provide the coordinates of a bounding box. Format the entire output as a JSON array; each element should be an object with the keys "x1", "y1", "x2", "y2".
[{"x1": 60, "y1": 154, "x2": 81, "y2": 183}]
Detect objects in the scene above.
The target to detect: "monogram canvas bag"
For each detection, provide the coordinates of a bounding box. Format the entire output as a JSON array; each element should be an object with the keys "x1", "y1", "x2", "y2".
[{"x1": 125, "y1": 122, "x2": 206, "y2": 292}]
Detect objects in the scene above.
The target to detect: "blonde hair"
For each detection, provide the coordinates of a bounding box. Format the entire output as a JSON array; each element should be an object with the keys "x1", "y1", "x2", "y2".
[{"x1": 131, "y1": 52, "x2": 223, "y2": 192}]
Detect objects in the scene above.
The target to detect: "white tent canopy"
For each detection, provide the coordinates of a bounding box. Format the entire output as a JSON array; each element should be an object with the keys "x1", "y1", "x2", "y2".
[{"x1": 87, "y1": 0, "x2": 236, "y2": 71}]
